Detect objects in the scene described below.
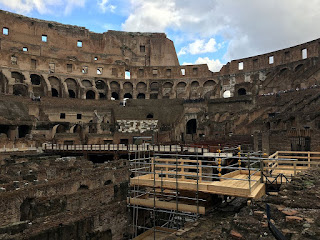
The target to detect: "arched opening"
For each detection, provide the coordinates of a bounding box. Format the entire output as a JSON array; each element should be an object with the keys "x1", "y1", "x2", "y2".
[
  {"x1": 150, "y1": 93, "x2": 158, "y2": 99},
  {"x1": 56, "y1": 125, "x2": 66, "y2": 133},
  {"x1": 186, "y1": 119, "x2": 197, "y2": 134},
  {"x1": 238, "y1": 88, "x2": 247, "y2": 96},
  {"x1": 111, "y1": 92, "x2": 119, "y2": 100},
  {"x1": 18, "y1": 125, "x2": 30, "y2": 138},
  {"x1": 137, "y1": 93, "x2": 145, "y2": 99},
  {"x1": 177, "y1": 82, "x2": 187, "y2": 98},
  {"x1": 295, "y1": 64, "x2": 304, "y2": 72},
  {"x1": 65, "y1": 78, "x2": 78, "y2": 98},
  {"x1": 68, "y1": 90, "x2": 76, "y2": 98},
  {"x1": 190, "y1": 81, "x2": 200, "y2": 99},
  {"x1": 30, "y1": 74, "x2": 41, "y2": 85},
  {"x1": 0, "y1": 125, "x2": 9, "y2": 138},
  {"x1": 13, "y1": 84, "x2": 28, "y2": 96},
  {"x1": 20, "y1": 198, "x2": 35, "y2": 221},
  {"x1": 150, "y1": 82, "x2": 159, "y2": 91},
  {"x1": 96, "y1": 80, "x2": 106, "y2": 90},
  {"x1": 223, "y1": 90, "x2": 231, "y2": 98},
  {"x1": 163, "y1": 82, "x2": 173, "y2": 98},
  {"x1": 49, "y1": 76, "x2": 61, "y2": 98},
  {"x1": 11, "y1": 72, "x2": 24, "y2": 83},
  {"x1": 110, "y1": 81, "x2": 120, "y2": 99},
  {"x1": 81, "y1": 80, "x2": 92, "y2": 88},
  {"x1": 147, "y1": 113, "x2": 154, "y2": 119},
  {"x1": 279, "y1": 68, "x2": 288, "y2": 76},
  {"x1": 86, "y1": 90, "x2": 95, "y2": 99},
  {"x1": 124, "y1": 93, "x2": 132, "y2": 99},
  {"x1": 191, "y1": 81, "x2": 200, "y2": 88},
  {"x1": 99, "y1": 93, "x2": 106, "y2": 99},
  {"x1": 52, "y1": 88, "x2": 59, "y2": 97},
  {"x1": 78, "y1": 184, "x2": 89, "y2": 191}
]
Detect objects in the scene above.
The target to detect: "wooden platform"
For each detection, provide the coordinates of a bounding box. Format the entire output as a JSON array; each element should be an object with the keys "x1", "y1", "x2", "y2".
[{"x1": 130, "y1": 170, "x2": 265, "y2": 199}]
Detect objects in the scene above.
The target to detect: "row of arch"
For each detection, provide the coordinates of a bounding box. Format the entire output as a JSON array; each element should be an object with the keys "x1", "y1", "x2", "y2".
[{"x1": 0, "y1": 71, "x2": 220, "y2": 100}]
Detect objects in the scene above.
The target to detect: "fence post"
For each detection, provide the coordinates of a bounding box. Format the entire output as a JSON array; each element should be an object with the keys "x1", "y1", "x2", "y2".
[{"x1": 308, "y1": 152, "x2": 311, "y2": 168}]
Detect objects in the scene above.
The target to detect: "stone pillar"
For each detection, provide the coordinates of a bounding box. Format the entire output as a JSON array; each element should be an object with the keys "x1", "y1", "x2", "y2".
[{"x1": 9, "y1": 126, "x2": 18, "y2": 140}]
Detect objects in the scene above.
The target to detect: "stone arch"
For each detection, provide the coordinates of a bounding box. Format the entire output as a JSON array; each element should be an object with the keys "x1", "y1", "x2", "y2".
[
  {"x1": 11, "y1": 72, "x2": 25, "y2": 83},
  {"x1": 111, "y1": 92, "x2": 119, "y2": 100},
  {"x1": 0, "y1": 72, "x2": 8, "y2": 94},
  {"x1": 95, "y1": 80, "x2": 107, "y2": 99},
  {"x1": 238, "y1": 88, "x2": 247, "y2": 96},
  {"x1": 18, "y1": 125, "x2": 30, "y2": 138},
  {"x1": 13, "y1": 84, "x2": 28, "y2": 96},
  {"x1": 163, "y1": 82, "x2": 173, "y2": 98},
  {"x1": 176, "y1": 82, "x2": 187, "y2": 98},
  {"x1": 124, "y1": 93, "x2": 132, "y2": 99},
  {"x1": 65, "y1": 78, "x2": 78, "y2": 98},
  {"x1": 136, "y1": 82, "x2": 147, "y2": 93},
  {"x1": 81, "y1": 80, "x2": 92, "y2": 88},
  {"x1": 190, "y1": 81, "x2": 200, "y2": 99},
  {"x1": 110, "y1": 81, "x2": 120, "y2": 100},
  {"x1": 203, "y1": 80, "x2": 216, "y2": 99},
  {"x1": 70, "y1": 124, "x2": 82, "y2": 134},
  {"x1": 278, "y1": 68, "x2": 288, "y2": 76},
  {"x1": 137, "y1": 93, "x2": 145, "y2": 99},
  {"x1": 30, "y1": 74, "x2": 41, "y2": 85},
  {"x1": 295, "y1": 64, "x2": 304, "y2": 72},
  {"x1": 30, "y1": 74, "x2": 47, "y2": 97},
  {"x1": 150, "y1": 82, "x2": 159, "y2": 99},
  {"x1": 123, "y1": 82, "x2": 133, "y2": 98},
  {"x1": 49, "y1": 76, "x2": 63, "y2": 98},
  {"x1": 150, "y1": 82, "x2": 159, "y2": 91},
  {"x1": 186, "y1": 119, "x2": 197, "y2": 134},
  {"x1": 147, "y1": 113, "x2": 154, "y2": 119},
  {"x1": 52, "y1": 124, "x2": 66, "y2": 137},
  {"x1": 86, "y1": 90, "x2": 96, "y2": 99}
]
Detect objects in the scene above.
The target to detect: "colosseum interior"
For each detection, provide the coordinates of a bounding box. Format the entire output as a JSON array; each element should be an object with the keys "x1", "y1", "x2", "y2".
[{"x1": 0, "y1": 9, "x2": 320, "y2": 240}]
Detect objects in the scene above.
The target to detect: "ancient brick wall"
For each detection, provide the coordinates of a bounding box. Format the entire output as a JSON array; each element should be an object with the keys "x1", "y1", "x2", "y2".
[{"x1": 0, "y1": 155, "x2": 130, "y2": 239}]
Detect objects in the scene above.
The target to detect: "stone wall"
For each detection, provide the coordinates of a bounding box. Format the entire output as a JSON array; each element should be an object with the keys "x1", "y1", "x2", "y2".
[{"x1": 0, "y1": 155, "x2": 130, "y2": 239}]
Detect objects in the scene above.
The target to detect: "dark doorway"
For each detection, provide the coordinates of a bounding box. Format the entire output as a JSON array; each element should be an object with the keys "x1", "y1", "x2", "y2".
[
  {"x1": 68, "y1": 89, "x2": 76, "y2": 98},
  {"x1": 99, "y1": 93, "x2": 106, "y2": 99},
  {"x1": 86, "y1": 90, "x2": 95, "y2": 99},
  {"x1": 124, "y1": 93, "x2": 132, "y2": 99},
  {"x1": 111, "y1": 92, "x2": 119, "y2": 100},
  {"x1": 150, "y1": 93, "x2": 158, "y2": 99},
  {"x1": 52, "y1": 88, "x2": 59, "y2": 97},
  {"x1": 120, "y1": 139, "x2": 129, "y2": 145},
  {"x1": 137, "y1": 93, "x2": 145, "y2": 99},
  {"x1": 18, "y1": 125, "x2": 30, "y2": 138},
  {"x1": 238, "y1": 88, "x2": 246, "y2": 96},
  {"x1": 186, "y1": 119, "x2": 197, "y2": 134},
  {"x1": 0, "y1": 125, "x2": 9, "y2": 137},
  {"x1": 30, "y1": 74, "x2": 41, "y2": 85}
]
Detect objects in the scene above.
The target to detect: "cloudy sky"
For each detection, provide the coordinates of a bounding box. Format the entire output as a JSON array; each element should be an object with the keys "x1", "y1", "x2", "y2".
[{"x1": 1, "y1": 0, "x2": 320, "y2": 72}]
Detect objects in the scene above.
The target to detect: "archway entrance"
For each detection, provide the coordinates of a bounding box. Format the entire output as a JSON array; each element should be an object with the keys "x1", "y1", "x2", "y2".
[
  {"x1": 86, "y1": 90, "x2": 95, "y2": 99},
  {"x1": 186, "y1": 119, "x2": 197, "y2": 134},
  {"x1": 238, "y1": 88, "x2": 246, "y2": 96}
]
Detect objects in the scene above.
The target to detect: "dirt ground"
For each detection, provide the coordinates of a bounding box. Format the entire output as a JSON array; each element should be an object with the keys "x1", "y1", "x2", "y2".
[{"x1": 165, "y1": 167, "x2": 320, "y2": 240}]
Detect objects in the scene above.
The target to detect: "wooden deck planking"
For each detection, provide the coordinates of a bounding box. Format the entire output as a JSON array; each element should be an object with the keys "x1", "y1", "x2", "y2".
[{"x1": 131, "y1": 172, "x2": 264, "y2": 199}]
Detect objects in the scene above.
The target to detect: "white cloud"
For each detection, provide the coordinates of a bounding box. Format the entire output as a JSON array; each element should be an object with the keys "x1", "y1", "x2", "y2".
[
  {"x1": 0, "y1": 0, "x2": 85, "y2": 15},
  {"x1": 183, "y1": 57, "x2": 223, "y2": 72},
  {"x1": 122, "y1": 0, "x2": 180, "y2": 32},
  {"x1": 122, "y1": 0, "x2": 320, "y2": 61},
  {"x1": 98, "y1": 0, "x2": 116, "y2": 13},
  {"x1": 178, "y1": 38, "x2": 218, "y2": 56},
  {"x1": 64, "y1": 0, "x2": 85, "y2": 15}
]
